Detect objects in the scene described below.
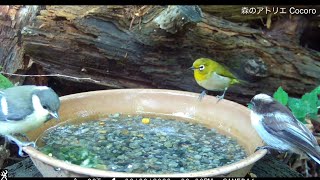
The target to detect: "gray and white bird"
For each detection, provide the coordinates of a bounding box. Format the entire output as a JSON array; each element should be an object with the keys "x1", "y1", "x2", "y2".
[
  {"x1": 249, "y1": 93, "x2": 320, "y2": 165},
  {"x1": 0, "y1": 85, "x2": 60, "y2": 156}
]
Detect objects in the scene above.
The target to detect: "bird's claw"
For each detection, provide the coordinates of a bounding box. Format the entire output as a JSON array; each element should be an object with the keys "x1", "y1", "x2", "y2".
[
  {"x1": 216, "y1": 88, "x2": 227, "y2": 103},
  {"x1": 18, "y1": 148, "x2": 28, "y2": 157},
  {"x1": 198, "y1": 95, "x2": 204, "y2": 101},
  {"x1": 27, "y1": 141, "x2": 36, "y2": 147},
  {"x1": 17, "y1": 141, "x2": 36, "y2": 157},
  {"x1": 198, "y1": 90, "x2": 207, "y2": 101},
  {"x1": 6, "y1": 135, "x2": 36, "y2": 157},
  {"x1": 216, "y1": 95, "x2": 224, "y2": 103},
  {"x1": 254, "y1": 146, "x2": 270, "y2": 153}
]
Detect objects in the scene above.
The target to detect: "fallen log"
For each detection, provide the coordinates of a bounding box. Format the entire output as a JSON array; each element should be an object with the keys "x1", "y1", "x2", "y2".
[{"x1": 1, "y1": 5, "x2": 320, "y2": 104}]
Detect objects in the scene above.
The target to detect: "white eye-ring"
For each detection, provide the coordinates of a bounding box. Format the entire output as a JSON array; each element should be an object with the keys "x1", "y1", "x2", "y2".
[{"x1": 199, "y1": 65, "x2": 205, "y2": 71}]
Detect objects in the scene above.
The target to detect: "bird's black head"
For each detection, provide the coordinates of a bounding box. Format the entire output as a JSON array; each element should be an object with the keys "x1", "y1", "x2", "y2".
[
  {"x1": 33, "y1": 87, "x2": 60, "y2": 119},
  {"x1": 249, "y1": 93, "x2": 275, "y2": 114}
]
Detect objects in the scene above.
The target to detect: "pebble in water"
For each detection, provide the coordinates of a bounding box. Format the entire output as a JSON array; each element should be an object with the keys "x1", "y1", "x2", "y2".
[{"x1": 40, "y1": 114, "x2": 248, "y2": 174}]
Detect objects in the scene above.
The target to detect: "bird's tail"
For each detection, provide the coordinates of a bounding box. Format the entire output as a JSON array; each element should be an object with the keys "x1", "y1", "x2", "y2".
[
  {"x1": 307, "y1": 146, "x2": 320, "y2": 164},
  {"x1": 308, "y1": 153, "x2": 320, "y2": 164},
  {"x1": 230, "y1": 78, "x2": 250, "y2": 86},
  {"x1": 230, "y1": 79, "x2": 240, "y2": 85}
]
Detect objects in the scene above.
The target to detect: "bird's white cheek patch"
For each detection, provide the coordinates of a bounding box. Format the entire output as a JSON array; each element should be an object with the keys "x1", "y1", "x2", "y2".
[
  {"x1": 1, "y1": 96, "x2": 8, "y2": 115},
  {"x1": 32, "y1": 95, "x2": 48, "y2": 116},
  {"x1": 36, "y1": 86, "x2": 49, "y2": 91}
]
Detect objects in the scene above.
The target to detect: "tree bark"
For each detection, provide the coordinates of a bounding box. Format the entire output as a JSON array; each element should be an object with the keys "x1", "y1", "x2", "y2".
[
  {"x1": 0, "y1": 5, "x2": 39, "y2": 76},
  {"x1": 2, "y1": 5, "x2": 320, "y2": 104},
  {"x1": 0, "y1": 5, "x2": 40, "y2": 166}
]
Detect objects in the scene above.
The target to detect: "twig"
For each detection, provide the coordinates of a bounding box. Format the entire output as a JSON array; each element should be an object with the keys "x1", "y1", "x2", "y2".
[
  {"x1": 7, "y1": 157, "x2": 22, "y2": 161},
  {"x1": 0, "y1": 72, "x2": 101, "y2": 83}
]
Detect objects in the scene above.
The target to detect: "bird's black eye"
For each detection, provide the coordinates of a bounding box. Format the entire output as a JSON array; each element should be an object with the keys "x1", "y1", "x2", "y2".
[
  {"x1": 199, "y1": 65, "x2": 205, "y2": 71},
  {"x1": 43, "y1": 105, "x2": 48, "y2": 109}
]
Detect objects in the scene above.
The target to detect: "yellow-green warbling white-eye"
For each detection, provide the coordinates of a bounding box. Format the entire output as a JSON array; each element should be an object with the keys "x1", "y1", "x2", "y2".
[
  {"x1": 0, "y1": 85, "x2": 60, "y2": 156},
  {"x1": 190, "y1": 58, "x2": 240, "y2": 101}
]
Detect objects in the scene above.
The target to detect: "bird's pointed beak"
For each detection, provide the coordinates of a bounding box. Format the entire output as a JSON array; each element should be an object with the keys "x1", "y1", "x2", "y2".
[
  {"x1": 50, "y1": 111, "x2": 60, "y2": 120},
  {"x1": 247, "y1": 102, "x2": 253, "y2": 110},
  {"x1": 188, "y1": 66, "x2": 195, "y2": 70}
]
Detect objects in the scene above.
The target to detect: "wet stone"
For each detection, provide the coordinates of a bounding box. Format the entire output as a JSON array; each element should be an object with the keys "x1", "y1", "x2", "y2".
[{"x1": 39, "y1": 114, "x2": 247, "y2": 174}]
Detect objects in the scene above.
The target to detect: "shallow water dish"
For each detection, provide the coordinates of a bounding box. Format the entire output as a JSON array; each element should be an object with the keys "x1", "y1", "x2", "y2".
[{"x1": 23, "y1": 89, "x2": 267, "y2": 177}]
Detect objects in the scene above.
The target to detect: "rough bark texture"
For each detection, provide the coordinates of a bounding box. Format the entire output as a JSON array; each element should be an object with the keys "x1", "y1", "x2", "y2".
[
  {"x1": 2, "y1": 5, "x2": 320, "y2": 105},
  {"x1": 0, "y1": 5, "x2": 39, "y2": 74},
  {"x1": 0, "y1": 5, "x2": 40, "y2": 168},
  {"x1": 0, "y1": 144, "x2": 10, "y2": 168},
  {"x1": 250, "y1": 154, "x2": 303, "y2": 177}
]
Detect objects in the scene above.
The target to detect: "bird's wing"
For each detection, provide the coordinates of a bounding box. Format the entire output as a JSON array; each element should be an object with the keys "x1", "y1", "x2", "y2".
[
  {"x1": 214, "y1": 64, "x2": 236, "y2": 79},
  {"x1": 212, "y1": 62, "x2": 239, "y2": 83},
  {"x1": 262, "y1": 106, "x2": 319, "y2": 156},
  {"x1": 0, "y1": 90, "x2": 34, "y2": 121}
]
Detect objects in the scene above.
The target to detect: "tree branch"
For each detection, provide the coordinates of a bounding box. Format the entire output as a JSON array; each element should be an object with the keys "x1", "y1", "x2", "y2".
[{"x1": 0, "y1": 72, "x2": 100, "y2": 83}]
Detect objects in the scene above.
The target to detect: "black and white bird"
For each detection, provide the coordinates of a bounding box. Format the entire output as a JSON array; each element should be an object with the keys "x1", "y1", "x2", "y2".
[
  {"x1": 249, "y1": 93, "x2": 320, "y2": 165},
  {"x1": 0, "y1": 85, "x2": 60, "y2": 156}
]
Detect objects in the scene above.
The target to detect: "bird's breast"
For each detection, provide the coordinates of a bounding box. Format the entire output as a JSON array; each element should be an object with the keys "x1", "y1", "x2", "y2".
[
  {"x1": 196, "y1": 72, "x2": 231, "y2": 91},
  {"x1": 250, "y1": 111, "x2": 291, "y2": 151},
  {"x1": 0, "y1": 112, "x2": 49, "y2": 135}
]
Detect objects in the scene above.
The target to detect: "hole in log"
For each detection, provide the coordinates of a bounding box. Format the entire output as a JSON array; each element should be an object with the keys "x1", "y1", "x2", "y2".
[
  {"x1": 300, "y1": 22, "x2": 320, "y2": 51},
  {"x1": 47, "y1": 77, "x2": 108, "y2": 96},
  {"x1": 52, "y1": 16, "x2": 67, "y2": 21}
]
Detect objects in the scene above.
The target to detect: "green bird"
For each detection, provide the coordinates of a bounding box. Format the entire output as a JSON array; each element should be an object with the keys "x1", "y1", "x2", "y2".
[{"x1": 190, "y1": 58, "x2": 240, "y2": 101}]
